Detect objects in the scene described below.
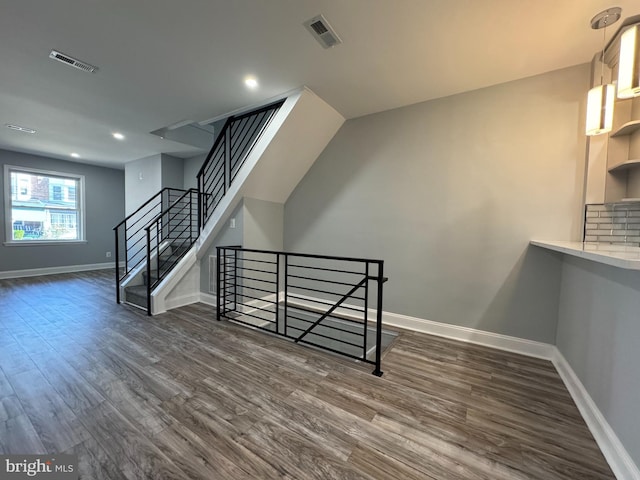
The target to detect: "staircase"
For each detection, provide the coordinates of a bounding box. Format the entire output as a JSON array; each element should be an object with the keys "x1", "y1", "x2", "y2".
[
  {"x1": 114, "y1": 186, "x2": 198, "y2": 311},
  {"x1": 114, "y1": 87, "x2": 345, "y2": 315},
  {"x1": 114, "y1": 101, "x2": 285, "y2": 313},
  {"x1": 124, "y1": 243, "x2": 191, "y2": 309}
]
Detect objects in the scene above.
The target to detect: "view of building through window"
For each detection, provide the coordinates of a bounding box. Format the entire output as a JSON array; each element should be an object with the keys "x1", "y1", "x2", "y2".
[{"x1": 6, "y1": 167, "x2": 83, "y2": 242}]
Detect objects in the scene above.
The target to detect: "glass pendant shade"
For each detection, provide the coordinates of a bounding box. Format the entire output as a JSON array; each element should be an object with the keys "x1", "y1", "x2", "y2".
[
  {"x1": 618, "y1": 24, "x2": 640, "y2": 99},
  {"x1": 586, "y1": 84, "x2": 615, "y2": 136}
]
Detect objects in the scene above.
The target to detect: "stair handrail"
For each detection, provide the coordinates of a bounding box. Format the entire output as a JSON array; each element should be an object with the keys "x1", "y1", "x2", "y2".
[
  {"x1": 196, "y1": 99, "x2": 285, "y2": 229},
  {"x1": 195, "y1": 115, "x2": 233, "y2": 180},
  {"x1": 143, "y1": 188, "x2": 200, "y2": 314},
  {"x1": 142, "y1": 188, "x2": 199, "y2": 232},
  {"x1": 113, "y1": 187, "x2": 188, "y2": 303},
  {"x1": 195, "y1": 100, "x2": 286, "y2": 180},
  {"x1": 115, "y1": 100, "x2": 286, "y2": 311},
  {"x1": 114, "y1": 187, "x2": 186, "y2": 230}
]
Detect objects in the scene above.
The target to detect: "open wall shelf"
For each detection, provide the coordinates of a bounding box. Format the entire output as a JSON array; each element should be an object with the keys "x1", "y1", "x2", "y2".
[
  {"x1": 602, "y1": 94, "x2": 640, "y2": 203},
  {"x1": 584, "y1": 18, "x2": 640, "y2": 205},
  {"x1": 611, "y1": 120, "x2": 640, "y2": 137},
  {"x1": 608, "y1": 159, "x2": 640, "y2": 173}
]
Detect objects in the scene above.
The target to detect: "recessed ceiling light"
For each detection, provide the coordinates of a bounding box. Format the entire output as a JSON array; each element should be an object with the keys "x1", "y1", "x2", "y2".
[
  {"x1": 6, "y1": 124, "x2": 36, "y2": 134},
  {"x1": 70, "y1": 153, "x2": 80, "y2": 158},
  {"x1": 112, "y1": 132, "x2": 125, "y2": 140},
  {"x1": 244, "y1": 77, "x2": 258, "y2": 89}
]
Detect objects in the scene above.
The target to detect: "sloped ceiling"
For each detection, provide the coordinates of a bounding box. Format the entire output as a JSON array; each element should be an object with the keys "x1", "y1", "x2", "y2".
[{"x1": 0, "y1": 0, "x2": 637, "y2": 167}]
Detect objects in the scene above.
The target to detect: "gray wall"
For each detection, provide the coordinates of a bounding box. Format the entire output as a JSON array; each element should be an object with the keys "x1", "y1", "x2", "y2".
[
  {"x1": 124, "y1": 154, "x2": 162, "y2": 215},
  {"x1": 198, "y1": 197, "x2": 284, "y2": 294},
  {"x1": 184, "y1": 154, "x2": 206, "y2": 190},
  {"x1": 0, "y1": 149, "x2": 125, "y2": 272},
  {"x1": 556, "y1": 256, "x2": 640, "y2": 467},
  {"x1": 284, "y1": 64, "x2": 589, "y2": 343},
  {"x1": 124, "y1": 153, "x2": 184, "y2": 215},
  {"x1": 243, "y1": 198, "x2": 283, "y2": 251},
  {"x1": 161, "y1": 154, "x2": 184, "y2": 190},
  {"x1": 199, "y1": 201, "x2": 243, "y2": 293}
]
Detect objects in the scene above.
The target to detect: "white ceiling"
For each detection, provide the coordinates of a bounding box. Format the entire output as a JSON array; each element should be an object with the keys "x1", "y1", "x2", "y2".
[{"x1": 0, "y1": 0, "x2": 637, "y2": 168}]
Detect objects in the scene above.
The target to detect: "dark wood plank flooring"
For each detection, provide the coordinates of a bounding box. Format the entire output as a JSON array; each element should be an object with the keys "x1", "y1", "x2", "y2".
[{"x1": 0, "y1": 270, "x2": 615, "y2": 479}]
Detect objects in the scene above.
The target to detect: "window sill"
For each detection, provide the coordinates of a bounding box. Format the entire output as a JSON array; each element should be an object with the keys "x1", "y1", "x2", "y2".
[{"x1": 3, "y1": 240, "x2": 88, "y2": 247}]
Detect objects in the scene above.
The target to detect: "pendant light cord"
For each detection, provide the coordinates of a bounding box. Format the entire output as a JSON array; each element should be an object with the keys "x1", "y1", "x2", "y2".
[{"x1": 600, "y1": 16, "x2": 607, "y2": 84}]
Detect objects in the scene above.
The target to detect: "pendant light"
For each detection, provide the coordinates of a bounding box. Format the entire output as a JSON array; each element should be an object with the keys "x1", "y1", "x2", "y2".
[
  {"x1": 586, "y1": 8, "x2": 621, "y2": 136},
  {"x1": 618, "y1": 23, "x2": 640, "y2": 99}
]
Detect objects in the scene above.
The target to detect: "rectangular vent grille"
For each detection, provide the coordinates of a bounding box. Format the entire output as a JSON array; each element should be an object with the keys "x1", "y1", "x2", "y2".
[
  {"x1": 310, "y1": 21, "x2": 328, "y2": 35},
  {"x1": 5, "y1": 124, "x2": 36, "y2": 134},
  {"x1": 49, "y1": 50, "x2": 98, "y2": 73},
  {"x1": 303, "y1": 15, "x2": 342, "y2": 49}
]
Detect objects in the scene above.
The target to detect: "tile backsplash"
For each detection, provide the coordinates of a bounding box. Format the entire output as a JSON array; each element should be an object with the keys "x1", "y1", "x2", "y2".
[{"x1": 584, "y1": 203, "x2": 640, "y2": 246}]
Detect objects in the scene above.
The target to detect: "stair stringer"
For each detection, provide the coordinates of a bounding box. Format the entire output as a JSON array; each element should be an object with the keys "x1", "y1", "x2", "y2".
[{"x1": 151, "y1": 86, "x2": 345, "y2": 314}]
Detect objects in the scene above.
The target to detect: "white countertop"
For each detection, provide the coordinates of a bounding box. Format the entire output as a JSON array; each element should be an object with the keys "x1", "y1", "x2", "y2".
[{"x1": 531, "y1": 240, "x2": 640, "y2": 270}]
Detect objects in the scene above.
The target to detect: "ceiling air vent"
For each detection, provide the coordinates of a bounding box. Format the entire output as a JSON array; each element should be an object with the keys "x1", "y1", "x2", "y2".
[
  {"x1": 5, "y1": 124, "x2": 36, "y2": 134},
  {"x1": 303, "y1": 15, "x2": 342, "y2": 49},
  {"x1": 49, "y1": 50, "x2": 98, "y2": 73}
]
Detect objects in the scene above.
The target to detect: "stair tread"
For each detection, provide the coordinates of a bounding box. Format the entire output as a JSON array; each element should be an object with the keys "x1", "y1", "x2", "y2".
[{"x1": 125, "y1": 285, "x2": 148, "y2": 295}]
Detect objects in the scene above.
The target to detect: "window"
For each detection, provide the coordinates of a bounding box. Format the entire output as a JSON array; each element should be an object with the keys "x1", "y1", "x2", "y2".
[
  {"x1": 51, "y1": 185, "x2": 63, "y2": 201},
  {"x1": 17, "y1": 175, "x2": 30, "y2": 200},
  {"x1": 4, "y1": 165, "x2": 85, "y2": 244}
]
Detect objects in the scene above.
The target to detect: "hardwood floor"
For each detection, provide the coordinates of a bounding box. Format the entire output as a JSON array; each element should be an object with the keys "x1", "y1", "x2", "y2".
[{"x1": 0, "y1": 270, "x2": 615, "y2": 479}]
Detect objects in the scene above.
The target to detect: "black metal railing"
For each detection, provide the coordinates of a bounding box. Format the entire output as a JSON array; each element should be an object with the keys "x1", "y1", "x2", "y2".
[
  {"x1": 216, "y1": 246, "x2": 388, "y2": 376},
  {"x1": 114, "y1": 100, "x2": 285, "y2": 312},
  {"x1": 142, "y1": 188, "x2": 199, "y2": 314},
  {"x1": 197, "y1": 100, "x2": 284, "y2": 228},
  {"x1": 113, "y1": 187, "x2": 190, "y2": 303}
]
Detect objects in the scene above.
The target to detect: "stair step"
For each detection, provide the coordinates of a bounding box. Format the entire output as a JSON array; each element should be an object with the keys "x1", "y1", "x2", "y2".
[
  {"x1": 141, "y1": 266, "x2": 174, "y2": 285},
  {"x1": 142, "y1": 270, "x2": 159, "y2": 285},
  {"x1": 165, "y1": 255, "x2": 184, "y2": 263},
  {"x1": 159, "y1": 250, "x2": 188, "y2": 262},
  {"x1": 124, "y1": 285, "x2": 148, "y2": 309},
  {"x1": 125, "y1": 284, "x2": 147, "y2": 296}
]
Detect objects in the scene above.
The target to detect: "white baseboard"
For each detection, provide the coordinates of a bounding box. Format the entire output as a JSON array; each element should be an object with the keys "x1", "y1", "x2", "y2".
[
  {"x1": 381, "y1": 310, "x2": 555, "y2": 360},
  {"x1": 199, "y1": 292, "x2": 217, "y2": 306},
  {"x1": 197, "y1": 292, "x2": 272, "y2": 327},
  {"x1": 241, "y1": 294, "x2": 278, "y2": 314},
  {"x1": 164, "y1": 289, "x2": 639, "y2": 478},
  {"x1": 287, "y1": 293, "x2": 554, "y2": 360},
  {"x1": 197, "y1": 292, "x2": 268, "y2": 328},
  {"x1": 287, "y1": 292, "x2": 637, "y2": 478},
  {"x1": 0, "y1": 261, "x2": 121, "y2": 280},
  {"x1": 383, "y1": 303, "x2": 639, "y2": 478},
  {"x1": 198, "y1": 293, "x2": 276, "y2": 313},
  {"x1": 552, "y1": 349, "x2": 640, "y2": 480}
]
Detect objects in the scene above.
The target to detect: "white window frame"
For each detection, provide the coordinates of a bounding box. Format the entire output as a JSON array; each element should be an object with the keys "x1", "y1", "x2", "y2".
[{"x1": 3, "y1": 165, "x2": 87, "y2": 246}]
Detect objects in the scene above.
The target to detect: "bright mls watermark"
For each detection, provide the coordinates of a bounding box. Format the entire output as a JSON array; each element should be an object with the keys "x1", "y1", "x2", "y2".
[{"x1": 0, "y1": 455, "x2": 77, "y2": 479}]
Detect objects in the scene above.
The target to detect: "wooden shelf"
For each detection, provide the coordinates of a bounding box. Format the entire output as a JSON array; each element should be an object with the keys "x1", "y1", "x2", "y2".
[
  {"x1": 608, "y1": 158, "x2": 640, "y2": 173},
  {"x1": 611, "y1": 120, "x2": 640, "y2": 137}
]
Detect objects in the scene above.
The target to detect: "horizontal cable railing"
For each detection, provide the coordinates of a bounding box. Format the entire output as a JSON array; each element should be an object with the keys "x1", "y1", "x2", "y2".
[
  {"x1": 197, "y1": 100, "x2": 284, "y2": 229},
  {"x1": 113, "y1": 187, "x2": 189, "y2": 303},
  {"x1": 114, "y1": 100, "x2": 287, "y2": 313},
  {"x1": 216, "y1": 246, "x2": 388, "y2": 376},
  {"x1": 144, "y1": 188, "x2": 199, "y2": 314}
]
